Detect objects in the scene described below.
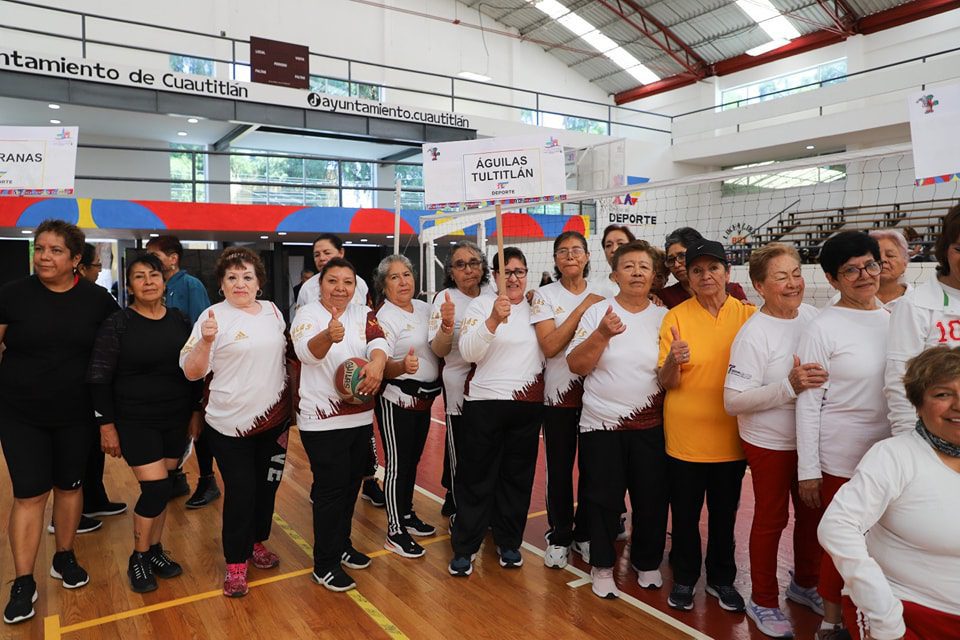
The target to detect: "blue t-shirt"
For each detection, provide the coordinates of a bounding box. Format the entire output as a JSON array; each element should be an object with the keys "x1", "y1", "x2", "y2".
[{"x1": 164, "y1": 270, "x2": 210, "y2": 324}]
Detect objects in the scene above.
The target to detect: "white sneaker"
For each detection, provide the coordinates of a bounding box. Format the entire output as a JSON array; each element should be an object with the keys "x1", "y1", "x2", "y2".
[
  {"x1": 745, "y1": 598, "x2": 794, "y2": 638},
  {"x1": 571, "y1": 540, "x2": 590, "y2": 564},
  {"x1": 785, "y1": 578, "x2": 825, "y2": 616},
  {"x1": 590, "y1": 567, "x2": 619, "y2": 599},
  {"x1": 543, "y1": 545, "x2": 569, "y2": 569},
  {"x1": 636, "y1": 569, "x2": 663, "y2": 589}
]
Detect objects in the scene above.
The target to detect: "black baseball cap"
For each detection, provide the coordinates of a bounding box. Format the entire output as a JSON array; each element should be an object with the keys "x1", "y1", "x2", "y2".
[{"x1": 684, "y1": 239, "x2": 728, "y2": 266}]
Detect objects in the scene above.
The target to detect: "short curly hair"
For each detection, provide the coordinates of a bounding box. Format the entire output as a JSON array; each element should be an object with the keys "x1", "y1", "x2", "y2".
[
  {"x1": 903, "y1": 346, "x2": 960, "y2": 410},
  {"x1": 36, "y1": 219, "x2": 85, "y2": 258},
  {"x1": 215, "y1": 247, "x2": 266, "y2": 286}
]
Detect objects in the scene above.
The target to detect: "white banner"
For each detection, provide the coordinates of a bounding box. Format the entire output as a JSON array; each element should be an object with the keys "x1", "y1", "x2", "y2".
[
  {"x1": 0, "y1": 49, "x2": 471, "y2": 130},
  {"x1": 422, "y1": 134, "x2": 567, "y2": 209},
  {"x1": 908, "y1": 83, "x2": 960, "y2": 183},
  {"x1": 0, "y1": 126, "x2": 78, "y2": 195}
]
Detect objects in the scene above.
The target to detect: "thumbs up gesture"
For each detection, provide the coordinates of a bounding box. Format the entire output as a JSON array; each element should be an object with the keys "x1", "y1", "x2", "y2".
[
  {"x1": 668, "y1": 325, "x2": 690, "y2": 365},
  {"x1": 788, "y1": 354, "x2": 828, "y2": 394},
  {"x1": 598, "y1": 305, "x2": 626, "y2": 339},
  {"x1": 403, "y1": 346, "x2": 419, "y2": 375},
  {"x1": 440, "y1": 290, "x2": 455, "y2": 334},
  {"x1": 201, "y1": 309, "x2": 218, "y2": 343},
  {"x1": 327, "y1": 306, "x2": 345, "y2": 343}
]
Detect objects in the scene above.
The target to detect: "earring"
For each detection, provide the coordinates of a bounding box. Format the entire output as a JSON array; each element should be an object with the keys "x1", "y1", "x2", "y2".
[
  {"x1": 256, "y1": 289, "x2": 263, "y2": 298},
  {"x1": 217, "y1": 288, "x2": 224, "y2": 298}
]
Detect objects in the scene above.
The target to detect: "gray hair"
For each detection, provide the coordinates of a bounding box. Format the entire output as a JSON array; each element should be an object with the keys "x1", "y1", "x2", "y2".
[
  {"x1": 374, "y1": 254, "x2": 415, "y2": 293},
  {"x1": 869, "y1": 229, "x2": 909, "y2": 261}
]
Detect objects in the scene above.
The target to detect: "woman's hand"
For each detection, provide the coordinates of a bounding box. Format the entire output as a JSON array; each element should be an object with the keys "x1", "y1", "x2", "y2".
[
  {"x1": 649, "y1": 293, "x2": 665, "y2": 307},
  {"x1": 490, "y1": 294, "x2": 511, "y2": 324},
  {"x1": 100, "y1": 423, "x2": 122, "y2": 458},
  {"x1": 597, "y1": 305, "x2": 626, "y2": 339},
  {"x1": 403, "y1": 347, "x2": 419, "y2": 375},
  {"x1": 667, "y1": 326, "x2": 690, "y2": 365},
  {"x1": 188, "y1": 411, "x2": 204, "y2": 440},
  {"x1": 201, "y1": 309, "x2": 218, "y2": 344},
  {"x1": 440, "y1": 291, "x2": 455, "y2": 334},
  {"x1": 326, "y1": 306, "x2": 345, "y2": 343},
  {"x1": 357, "y1": 357, "x2": 385, "y2": 396},
  {"x1": 788, "y1": 355, "x2": 829, "y2": 394},
  {"x1": 798, "y1": 478, "x2": 822, "y2": 509}
]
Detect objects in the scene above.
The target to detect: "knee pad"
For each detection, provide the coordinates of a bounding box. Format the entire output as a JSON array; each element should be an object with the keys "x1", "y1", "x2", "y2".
[{"x1": 135, "y1": 478, "x2": 172, "y2": 518}]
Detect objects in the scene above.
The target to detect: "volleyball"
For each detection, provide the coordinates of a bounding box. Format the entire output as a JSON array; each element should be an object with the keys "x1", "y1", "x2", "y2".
[{"x1": 334, "y1": 357, "x2": 371, "y2": 405}]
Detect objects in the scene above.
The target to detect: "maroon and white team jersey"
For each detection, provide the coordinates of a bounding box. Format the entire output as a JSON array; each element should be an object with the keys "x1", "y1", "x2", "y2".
[
  {"x1": 377, "y1": 299, "x2": 439, "y2": 411},
  {"x1": 291, "y1": 302, "x2": 388, "y2": 431},
  {"x1": 567, "y1": 298, "x2": 666, "y2": 432},
  {"x1": 886, "y1": 276, "x2": 960, "y2": 434},
  {"x1": 180, "y1": 300, "x2": 287, "y2": 438},
  {"x1": 459, "y1": 295, "x2": 544, "y2": 403},
  {"x1": 428, "y1": 286, "x2": 494, "y2": 415},
  {"x1": 529, "y1": 281, "x2": 600, "y2": 407}
]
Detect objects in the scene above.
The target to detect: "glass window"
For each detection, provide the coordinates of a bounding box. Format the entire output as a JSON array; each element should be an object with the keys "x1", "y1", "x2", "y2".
[
  {"x1": 309, "y1": 75, "x2": 381, "y2": 101},
  {"x1": 170, "y1": 144, "x2": 206, "y2": 202},
  {"x1": 169, "y1": 55, "x2": 214, "y2": 76},
  {"x1": 720, "y1": 59, "x2": 847, "y2": 109},
  {"x1": 722, "y1": 160, "x2": 846, "y2": 195}
]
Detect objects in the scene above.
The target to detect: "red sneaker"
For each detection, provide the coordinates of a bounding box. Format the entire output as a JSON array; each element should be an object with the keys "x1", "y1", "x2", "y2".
[
  {"x1": 223, "y1": 563, "x2": 248, "y2": 598},
  {"x1": 251, "y1": 543, "x2": 279, "y2": 570}
]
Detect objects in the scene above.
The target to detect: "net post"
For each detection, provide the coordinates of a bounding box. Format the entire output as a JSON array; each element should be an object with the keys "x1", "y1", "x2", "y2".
[{"x1": 394, "y1": 179, "x2": 401, "y2": 255}]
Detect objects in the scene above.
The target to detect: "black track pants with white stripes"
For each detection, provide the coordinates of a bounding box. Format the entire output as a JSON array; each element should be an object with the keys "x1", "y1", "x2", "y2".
[
  {"x1": 374, "y1": 397, "x2": 432, "y2": 536},
  {"x1": 451, "y1": 399, "x2": 542, "y2": 555}
]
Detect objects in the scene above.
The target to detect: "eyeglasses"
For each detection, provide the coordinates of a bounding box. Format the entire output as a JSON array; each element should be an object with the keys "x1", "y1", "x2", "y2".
[
  {"x1": 452, "y1": 259, "x2": 483, "y2": 271},
  {"x1": 838, "y1": 261, "x2": 882, "y2": 281},
  {"x1": 665, "y1": 252, "x2": 686, "y2": 266},
  {"x1": 502, "y1": 268, "x2": 528, "y2": 280},
  {"x1": 555, "y1": 247, "x2": 586, "y2": 258}
]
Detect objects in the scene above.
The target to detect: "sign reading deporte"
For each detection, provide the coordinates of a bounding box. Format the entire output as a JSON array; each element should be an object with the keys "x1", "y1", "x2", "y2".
[
  {"x1": 0, "y1": 126, "x2": 78, "y2": 195},
  {"x1": 0, "y1": 48, "x2": 471, "y2": 130},
  {"x1": 422, "y1": 134, "x2": 567, "y2": 209}
]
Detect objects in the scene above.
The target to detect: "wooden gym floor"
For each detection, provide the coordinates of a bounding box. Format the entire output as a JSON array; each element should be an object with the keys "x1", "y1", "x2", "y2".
[{"x1": 0, "y1": 401, "x2": 823, "y2": 640}]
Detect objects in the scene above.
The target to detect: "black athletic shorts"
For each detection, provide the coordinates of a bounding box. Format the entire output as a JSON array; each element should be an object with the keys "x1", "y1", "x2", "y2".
[
  {"x1": 116, "y1": 418, "x2": 189, "y2": 468},
  {"x1": 0, "y1": 414, "x2": 94, "y2": 499}
]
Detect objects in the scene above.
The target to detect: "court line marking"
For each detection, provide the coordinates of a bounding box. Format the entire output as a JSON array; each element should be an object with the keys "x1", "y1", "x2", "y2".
[
  {"x1": 412, "y1": 483, "x2": 713, "y2": 640},
  {"x1": 44, "y1": 614, "x2": 61, "y2": 640}
]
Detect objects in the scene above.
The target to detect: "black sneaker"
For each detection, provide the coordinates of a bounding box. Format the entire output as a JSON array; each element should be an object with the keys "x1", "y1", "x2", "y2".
[
  {"x1": 706, "y1": 583, "x2": 746, "y2": 612},
  {"x1": 341, "y1": 545, "x2": 372, "y2": 569},
  {"x1": 668, "y1": 583, "x2": 695, "y2": 611},
  {"x1": 127, "y1": 552, "x2": 157, "y2": 593},
  {"x1": 312, "y1": 567, "x2": 356, "y2": 592},
  {"x1": 169, "y1": 470, "x2": 190, "y2": 499},
  {"x1": 47, "y1": 515, "x2": 102, "y2": 535},
  {"x1": 441, "y1": 492, "x2": 456, "y2": 517},
  {"x1": 448, "y1": 554, "x2": 474, "y2": 577},
  {"x1": 496, "y1": 547, "x2": 523, "y2": 568},
  {"x1": 83, "y1": 501, "x2": 127, "y2": 518},
  {"x1": 402, "y1": 512, "x2": 436, "y2": 537},
  {"x1": 360, "y1": 479, "x2": 385, "y2": 507},
  {"x1": 148, "y1": 544, "x2": 183, "y2": 579},
  {"x1": 3, "y1": 576, "x2": 37, "y2": 624},
  {"x1": 50, "y1": 550, "x2": 90, "y2": 589},
  {"x1": 385, "y1": 532, "x2": 426, "y2": 559},
  {"x1": 185, "y1": 475, "x2": 221, "y2": 509}
]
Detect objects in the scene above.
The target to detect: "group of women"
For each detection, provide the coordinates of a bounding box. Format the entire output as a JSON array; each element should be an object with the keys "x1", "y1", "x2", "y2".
[{"x1": 1, "y1": 214, "x2": 958, "y2": 640}]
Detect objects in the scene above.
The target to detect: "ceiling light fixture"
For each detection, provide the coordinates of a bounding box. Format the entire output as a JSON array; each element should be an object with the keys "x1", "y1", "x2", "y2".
[
  {"x1": 187, "y1": 117, "x2": 199, "y2": 124},
  {"x1": 49, "y1": 119, "x2": 61, "y2": 124},
  {"x1": 21, "y1": 229, "x2": 33, "y2": 234},
  {"x1": 457, "y1": 71, "x2": 492, "y2": 82},
  {"x1": 260, "y1": 235, "x2": 269, "y2": 239},
  {"x1": 48, "y1": 103, "x2": 60, "y2": 109},
  {"x1": 277, "y1": 231, "x2": 287, "y2": 236},
  {"x1": 360, "y1": 238, "x2": 368, "y2": 242},
  {"x1": 806, "y1": 144, "x2": 816, "y2": 150},
  {"x1": 176, "y1": 131, "x2": 188, "y2": 137},
  {"x1": 149, "y1": 233, "x2": 160, "y2": 238}
]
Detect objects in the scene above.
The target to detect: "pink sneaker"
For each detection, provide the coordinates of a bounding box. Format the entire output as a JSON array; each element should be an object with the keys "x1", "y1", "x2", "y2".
[
  {"x1": 251, "y1": 542, "x2": 279, "y2": 569},
  {"x1": 223, "y1": 563, "x2": 248, "y2": 598}
]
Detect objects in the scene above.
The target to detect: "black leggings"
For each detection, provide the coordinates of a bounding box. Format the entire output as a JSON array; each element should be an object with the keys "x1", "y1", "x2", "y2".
[
  {"x1": 542, "y1": 405, "x2": 588, "y2": 547},
  {"x1": 206, "y1": 422, "x2": 289, "y2": 564}
]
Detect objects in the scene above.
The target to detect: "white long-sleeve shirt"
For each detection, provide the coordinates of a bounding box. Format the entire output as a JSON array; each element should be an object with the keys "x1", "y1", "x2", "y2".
[
  {"x1": 795, "y1": 305, "x2": 891, "y2": 481},
  {"x1": 458, "y1": 295, "x2": 544, "y2": 403},
  {"x1": 724, "y1": 304, "x2": 819, "y2": 451},
  {"x1": 885, "y1": 276, "x2": 960, "y2": 435},
  {"x1": 291, "y1": 302, "x2": 388, "y2": 431},
  {"x1": 818, "y1": 430, "x2": 960, "y2": 640},
  {"x1": 377, "y1": 299, "x2": 439, "y2": 411}
]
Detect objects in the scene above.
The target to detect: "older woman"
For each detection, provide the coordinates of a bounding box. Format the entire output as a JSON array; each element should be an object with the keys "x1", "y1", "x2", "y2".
[
  {"x1": 886, "y1": 204, "x2": 960, "y2": 436},
  {"x1": 819, "y1": 346, "x2": 960, "y2": 639},
  {"x1": 291, "y1": 257, "x2": 387, "y2": 592},
  {"x1": 77, "y1": 243, "x2": 103, "y2": 284},
  {"x1": 658, "y1": 238, "x2": 756, "y2": 613},
  {"x1": 0, "y1": 220, "x2": 118, "y2": 625},
  {"x1": 567, "y1": 240, "x2": 669, "y2": 599},
  {"x1": 449, "y1": 248, "x2": 545, "y2": 577},
  {"x1": 374, "y1": 255, "x2": 441, "y2": 559},
  {"x1": 596, "y1": 224, "x2": 636, "y2": 297},
  {"x1": 429, "y1": 242, "x2": 492, "y2": 518},
  {"x1": 796, "y1": 231, "x2": 891, "y2": 639},
  {"x1": 530, "y1": 231, "x2": 603, "y2": 569},
  {"x1": 659, "y1": 227, "x2": 749, "y2": 309},
  {"x1": 724, "y1": 243, "x2": 827, "y2": 636},
  {"x1": 88, "y1": 253, "x2": 200, "y2": 593},
  {"x1": 180, "y1": 248, "x2": 290, "y2": 598},
  {"x1": 871, "y1": 229, "x2": 911, "y2": 308}
]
